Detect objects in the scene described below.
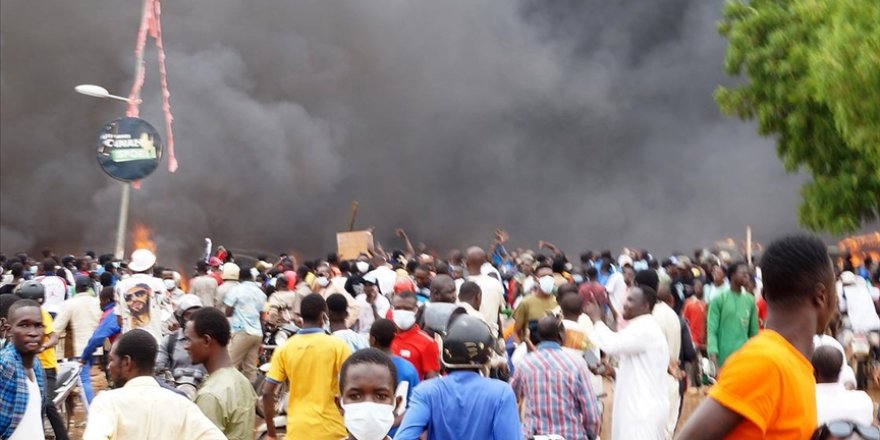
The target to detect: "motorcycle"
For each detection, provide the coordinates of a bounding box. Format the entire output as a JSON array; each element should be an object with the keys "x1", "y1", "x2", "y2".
[
  {"x1": 850, "y1": 330, "x2": 880, "y2": 391},
  {"x1": 155, "y1": 365, "x2": 206, "y2": 400},
  {"x1": 54, "y1": 359, "x2": 90, "y2": 430},
  {"x1": 253, "y1": 323, "x2": 297, "y2": 439},
  {"x1": 258, "y1": 322, "x2": 299, "y2": 365},
  {"x1": 171, "y1": 367, "x2": 206, "y2": 400}
]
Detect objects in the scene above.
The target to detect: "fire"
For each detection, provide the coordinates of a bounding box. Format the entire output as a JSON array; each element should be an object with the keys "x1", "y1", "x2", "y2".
[
  {"x1": 839, "y1": 231, "x2": 880, "y2": 266},
  {"x1": 132, "y1": 223, "x2": 156, "y2": 253},
  {"x1": 176, "y1": 266, "x2": 190, "y2": 292}
]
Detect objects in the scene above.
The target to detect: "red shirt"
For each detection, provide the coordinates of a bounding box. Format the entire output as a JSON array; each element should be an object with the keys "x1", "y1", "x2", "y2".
[
  {"x1": 682, "y1": 297, "x2": 707, "y2": 347},
  {"x1": 391, "y1": 324, "x2": 440, "y2": 379},
  {"x1": 756, "y1": 296, "x2": 768, "y2": 329},
  {"x1": 579, "y1": 282, "x2": 610, "y2": 309}
]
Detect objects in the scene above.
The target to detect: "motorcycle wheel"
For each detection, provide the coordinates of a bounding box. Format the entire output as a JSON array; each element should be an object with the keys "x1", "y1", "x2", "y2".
[{"x1": 856, "y1": 359, "x2": 868, "y2": 391}]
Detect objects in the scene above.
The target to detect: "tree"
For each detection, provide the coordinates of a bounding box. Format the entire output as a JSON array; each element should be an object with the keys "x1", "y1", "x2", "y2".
[{"x1": 716, "y1": 0, "x2": 880, "y2": 234}]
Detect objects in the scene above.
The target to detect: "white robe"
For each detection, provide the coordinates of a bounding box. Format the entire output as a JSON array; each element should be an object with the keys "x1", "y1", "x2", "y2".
[{"x1": 593, "y1": 314, "x2": 670, "y2": 440}]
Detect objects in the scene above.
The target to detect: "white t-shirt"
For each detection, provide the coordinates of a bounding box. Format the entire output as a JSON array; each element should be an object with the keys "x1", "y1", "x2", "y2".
[
  {"x1": 371, "y1": 266, "x2": 398, "y2": 297},
  {"x1": 355, "y1": 293, "x2": 391, "y2": 334},
  {"x1": 10, "y1": 370, "x2": 45, "y2": 440},
  {"x1": 605, "y1": 272, "x2": 628, "y2": 313},
  {"x1": 838, "y1": 282, "x2": 880, "y2": 332},
  {"x1": 36, "y1": 275, "x2": 68, "y2": 315},
  {"x1": 467, "y1": 274, "x2": 504, "y2": 335},
  {"x1": 815, "y1": 383, "x2": 874, "y2": 426}
]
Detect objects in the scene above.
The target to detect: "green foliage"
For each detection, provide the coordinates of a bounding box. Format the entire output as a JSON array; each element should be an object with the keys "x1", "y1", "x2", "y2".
[{"x1": 716, "y1": 0, "x2": 880, "y2": 234}]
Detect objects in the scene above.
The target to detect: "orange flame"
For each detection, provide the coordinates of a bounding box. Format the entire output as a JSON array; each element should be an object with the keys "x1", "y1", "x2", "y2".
[
  {"x1": 132, "y1": 223, "x2": 156, "y2": 253},
  {"x1": 177, "y1": 266, "x2": 190, "y2": 292}
]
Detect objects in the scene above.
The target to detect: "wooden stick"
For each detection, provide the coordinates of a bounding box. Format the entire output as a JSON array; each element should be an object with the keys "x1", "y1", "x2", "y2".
[{"x1": 349, "y1": 201, "x2": 359, "y2": 231}]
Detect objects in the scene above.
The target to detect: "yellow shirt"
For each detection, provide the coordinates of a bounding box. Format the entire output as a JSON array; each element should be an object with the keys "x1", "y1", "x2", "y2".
[
  {"x1": 267, "y1": 331, "x2": 351, "y2": 440},
  {"x1": 38, "y1": 308, "x2": 58, "y2": 370},
  {"x1": 709, "y1": 330, "x2": 817, "y2": 439}
]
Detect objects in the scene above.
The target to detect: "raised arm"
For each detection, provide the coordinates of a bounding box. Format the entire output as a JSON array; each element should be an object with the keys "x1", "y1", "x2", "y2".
[
  {"x1": 675, "y1": 398, "x2": 743, "y2": 440},
  {"x1": 395, "y1": 228, "x2": 416, "y2": 259},
  {"x1": 538, "y1": 240, "x2": 564, "y2": 257}
]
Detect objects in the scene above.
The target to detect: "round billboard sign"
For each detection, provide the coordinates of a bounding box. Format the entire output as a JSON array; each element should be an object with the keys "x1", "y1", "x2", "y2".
[{"x1": 96, "y1": 117, "x2": 163, "y2": 182}]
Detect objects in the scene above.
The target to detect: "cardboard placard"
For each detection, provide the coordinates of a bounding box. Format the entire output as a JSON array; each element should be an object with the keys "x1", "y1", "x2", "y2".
[{"x1": 337, "y1": 231, "x2": 374, "y2": 261}]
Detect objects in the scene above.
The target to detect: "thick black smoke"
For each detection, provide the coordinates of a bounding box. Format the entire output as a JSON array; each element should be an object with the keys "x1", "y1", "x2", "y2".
[{"x1": 0, "y1": 0, "x2": 832, "y2": 264}]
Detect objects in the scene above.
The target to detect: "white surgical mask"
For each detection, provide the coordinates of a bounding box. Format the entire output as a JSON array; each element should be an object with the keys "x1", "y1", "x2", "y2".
[
  {"x1": 163, "y1": 279, "x2": 176, "y2": 290},
  {"x1": 392, "y1": 310, "x2": 416, "y2": 330},
  {"x1": 539, "y1": 275, "x2": 555, "y2": 295},
  {"x1": 316, "y1": 276, "x2": 330, "y2": 287},
  {"x1": 356, "y1": 261, "x2": 370, "y2": 274},
  {"x1": 342, "y1": 402, "x2": 395, "y2": 440},
  {"x1": 323, "y1": 317, "x2": 331, "y2": 333}
]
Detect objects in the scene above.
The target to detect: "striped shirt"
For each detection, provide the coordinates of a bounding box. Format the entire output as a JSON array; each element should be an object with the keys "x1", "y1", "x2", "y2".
[{"x1": 511, "y1": 341, "x2": 601, "y2": 440}]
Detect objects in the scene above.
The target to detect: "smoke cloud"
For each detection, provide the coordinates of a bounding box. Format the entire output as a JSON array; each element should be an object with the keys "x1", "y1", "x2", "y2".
[{"x1": 0, "y1": 0, "x2": 840, "y2": 265}]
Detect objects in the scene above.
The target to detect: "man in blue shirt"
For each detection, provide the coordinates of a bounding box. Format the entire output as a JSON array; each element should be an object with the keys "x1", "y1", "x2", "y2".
[
  {"x1": 395, "y1": 315, "x2": 521, "y2": 440},
  {"x1": 81, "y1": 286, "x2": 122, "y2": 401},
  {"x1": 223, "y1": 267, "x2": 267, "y2": 382}
]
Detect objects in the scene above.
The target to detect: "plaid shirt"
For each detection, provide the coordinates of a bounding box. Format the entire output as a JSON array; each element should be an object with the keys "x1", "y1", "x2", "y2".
[
  {"x1": 511, "y1": 341, "x2": 601, "y2": 440},
  {"x1": 0, "y1": 344, "x2": 46, "y2": 438}
]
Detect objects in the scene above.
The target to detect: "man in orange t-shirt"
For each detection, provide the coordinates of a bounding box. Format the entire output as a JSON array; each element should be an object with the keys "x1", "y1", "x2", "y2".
[{"x1": 677, "y1": 235, "x2": 838, "y2": 440}]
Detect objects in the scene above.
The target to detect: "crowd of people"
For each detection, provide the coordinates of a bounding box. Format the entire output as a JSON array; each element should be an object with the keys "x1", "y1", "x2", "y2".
[{"x1": 1, "y1": 231, "x2": 879, "y2": 440}]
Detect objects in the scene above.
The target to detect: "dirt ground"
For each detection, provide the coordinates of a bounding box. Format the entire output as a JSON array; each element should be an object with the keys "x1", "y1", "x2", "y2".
[{"x1": 62, "y1": 366, "x2": 878, "y2": 440}]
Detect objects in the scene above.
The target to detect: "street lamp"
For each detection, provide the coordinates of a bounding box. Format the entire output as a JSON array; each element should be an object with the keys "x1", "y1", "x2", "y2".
[
  {"x1": 75, "y1": 84, "x2": 132, "y2": 260},
  {"x1": 75, "y1": 84, "x2": 132, "y2": 103}
]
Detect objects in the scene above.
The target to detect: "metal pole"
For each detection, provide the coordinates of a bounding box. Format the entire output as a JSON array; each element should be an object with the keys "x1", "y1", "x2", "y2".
[{"x1": 114, "y1": 182, "x2": 131, "y2": 259}]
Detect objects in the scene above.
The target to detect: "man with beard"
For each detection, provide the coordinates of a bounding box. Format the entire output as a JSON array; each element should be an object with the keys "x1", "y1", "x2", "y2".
[
  {"x1": 83, "y1": 330, "x2": 224, "y2": 439},
  {"x1": 115, "y1": 249, "x2": 168, "y2": 342}
]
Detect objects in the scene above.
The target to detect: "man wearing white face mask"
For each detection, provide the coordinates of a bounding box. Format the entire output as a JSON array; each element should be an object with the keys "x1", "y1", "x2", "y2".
[
  {"x1": 356, "y1": 274, "x2": 391, "y2": 335},
  {"x1": 512, "y1": 275, "x2": 558, "y2": 348},
  {"x1": 391, "y1": 291, "x2": 440, "y2": 380},
  {"x1": 336, "y1": 348, "x2": 403, "y2": 440}
]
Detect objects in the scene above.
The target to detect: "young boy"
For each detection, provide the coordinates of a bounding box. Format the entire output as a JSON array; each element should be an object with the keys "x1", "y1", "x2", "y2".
[
  {"x1": 677, "y1": 235, "x2": 838, "y2": 439},
  {"x1": 0, "y1": 299, "x2": 47, "y2": 439},
  {"x1": 336, "y1": 348, "x2": 402, "y2": 440}
]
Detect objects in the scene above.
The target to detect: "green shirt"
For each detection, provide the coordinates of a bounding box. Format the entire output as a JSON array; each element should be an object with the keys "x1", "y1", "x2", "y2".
[
  {"x1": 513, "y1": 293, "x2": 558, "y2": 343},
  {"x1": 513, "y1": 293, "x2": 558, "y2": 324},
  {"x1": 706, "y1": 289, "x2": 759, "y2": 367},
  {"x1": 195, "y1": 367, "x2": 257, "y2": 440}
]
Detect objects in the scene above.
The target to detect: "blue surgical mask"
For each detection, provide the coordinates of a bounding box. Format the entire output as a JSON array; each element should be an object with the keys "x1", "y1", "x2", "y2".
[{"x1": 573, "y1": 274, "x2": 584, "y2": 284}]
